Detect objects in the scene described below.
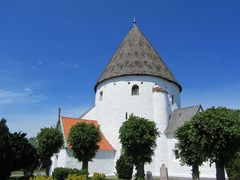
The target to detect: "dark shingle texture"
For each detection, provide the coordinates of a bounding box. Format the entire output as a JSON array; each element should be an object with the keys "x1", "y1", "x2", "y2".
[
  {"x1": 165, "y1": 105, "x2": 202, "y2": 133},
  {"x1": 95, "y1": 24, "x2": 182, "y2": 91}
]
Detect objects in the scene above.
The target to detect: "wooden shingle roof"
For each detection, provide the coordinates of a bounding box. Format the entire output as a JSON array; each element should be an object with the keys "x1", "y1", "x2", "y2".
[{"x1": 95, "y1": 23, "x2": 182, "y2": 92}]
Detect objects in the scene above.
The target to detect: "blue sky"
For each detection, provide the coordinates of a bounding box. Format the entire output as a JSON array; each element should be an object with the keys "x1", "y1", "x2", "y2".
[{"x1": 0, "y1": 0, "x2": 240, "y2": 137}]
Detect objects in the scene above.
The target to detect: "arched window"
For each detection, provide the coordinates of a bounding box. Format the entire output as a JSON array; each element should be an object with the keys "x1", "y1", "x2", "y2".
[
  {"x1": 131, "y1": 85, "x2": 139, "y2": 96},
  {"x1": 99, "y1": 91, "x2": 103, "y2": 101},
  {"x1": 171, "y1": 95, "x2": 174, "y2": 105}
]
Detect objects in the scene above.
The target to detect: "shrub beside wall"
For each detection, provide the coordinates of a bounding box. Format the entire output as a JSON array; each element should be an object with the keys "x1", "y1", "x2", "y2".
[
  {"x1": 92, "y1": 172, "x2": 106, "y2": 180},
  {"x1": 116, "y1": 155, "x2": 133, "y2": 180},
  {"x1": 52, "y1": 167, "x2": 88, "y2": 180},
  {"x1": 30, "y1": 176, "x2": 53, "y2": 180},
  {"x1": 66, "y1": 174, "x2": 87, "y2": 180}
]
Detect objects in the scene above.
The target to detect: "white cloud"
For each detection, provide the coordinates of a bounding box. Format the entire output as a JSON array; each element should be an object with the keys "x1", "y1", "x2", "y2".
[
  {"x1": 59, "y1": 62, "x2": 81, "y2": 69},
  {"x1": 24, "y1": 87, "x2": 32, "y2": 93},
  {"x1": 31, "y1": 66, "x2": 39, "y2": 71},
  {"x1": 37, "y1": 60, "x2": 43, "y2": 65},
  {"x1": 3, "y1": 104, "x2": 90, "y2": 137},
  {"x1": 72, "y1": 63, "x2": 80, "y2": 68},
  {"x1": 0, "y1": 89, "x2": 45, "y2": 104}
]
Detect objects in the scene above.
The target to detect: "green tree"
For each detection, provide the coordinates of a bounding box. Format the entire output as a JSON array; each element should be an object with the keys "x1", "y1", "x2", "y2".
[
  {"x1": 176, "y1": 121, "x2": 206, "y2": 180},
  {"x1": 9, "y1": 132, "x2": 38, "y2": 176},
  {"x1": 68, "y1": 122, "x2": 101, "y2": 172},
  {"x1": 116, "y1": 154, "x2": 133, "y2": 180},
  {"x1": 182, "y1": 107, "x2": 240, "y2": 180},
  {"x1": 37, "y1": 127, "x2": 63, "y2": 176},
  {"x1": 225, "y1": 110, "x2": 240, "y2": 179},
  {"x1": 0, "y1": 119, "x2": 12, "y2": 180},
  {"x1": 29, "y1": 136, "x2": 37, "y2": 148},
  {"x1": 119, "y1": 115, "x2": 160, "y2": 179},
  {"x1": 226, "y1": 151, "x2": 240, "y2": 180}
]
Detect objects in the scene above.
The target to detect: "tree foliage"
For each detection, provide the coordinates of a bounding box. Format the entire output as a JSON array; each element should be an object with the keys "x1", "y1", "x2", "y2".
[
  {"x1": 176, "y1": 120, "x2": 206, "y2": 180},
  {"x1": 9, "y1": 132, "x2": 38, "y2": 172},
  {"x1": 176, "y1": 107, "x2": 240, "y2": 180},
  {"x1": 36, "y1": 127, "x2": 63, "y2": 175},
  {"x1": 0, "y1": 118, "x2": 12, "y2": 180},
  {"x1": 119, "y1": 115, "x2": 160, "y2": 178},
  {"x1": 226, "y1": 151, "x2": 240, "y2": 180},
  {"x1": 29, "y1": 136, "x2": 37, "y2": 148},
  {"x1": 68, "y1": 122, "x2": 101, "y2": 171},
  {"x1": 116, "y1": 154, "x2": 133, "y2": 179}
]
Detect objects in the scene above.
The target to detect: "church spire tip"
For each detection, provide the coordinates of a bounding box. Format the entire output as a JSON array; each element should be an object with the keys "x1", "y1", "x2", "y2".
[{"x1": 133, "y1": 17, "x2": 136, "y2": 24}]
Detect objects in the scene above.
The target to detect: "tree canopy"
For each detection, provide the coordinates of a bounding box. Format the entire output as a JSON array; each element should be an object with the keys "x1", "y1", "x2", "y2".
[
  {"x1": 176, "y1": 119, "x2": 206, "y2": 180},
  {"x1": 9, "y1": 132, "x2": 38, "y2": 172},
  {"x1": 0, "y1": 119, "x2": 12, "y2": 180},
  {"x1": 0, "y1": 119, "x2": 38, "y2": 179},
  {"x1": 119, "y1": 115, "x2": 160, "y2": 178},
  {"x1": 68, "y1": 122, "x2": 101, "y2": 172},
  {"x1": 37, "y1": 127, "x2": 63, "y2": 175},
  {"x1": 176, "y1": 107, "x2": 240, "y2": 180}
]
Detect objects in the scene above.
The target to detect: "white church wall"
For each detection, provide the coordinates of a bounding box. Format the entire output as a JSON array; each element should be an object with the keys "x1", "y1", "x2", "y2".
[
  {"x1": 166, "y1": 133, "x2": 216, "y2": 178},
  {"x1": 51, "y1": 148, "x2": 116, "y2": 176},
  {"x1": 95, "y1": 75, "x2": 180, "y2": 175},
  {"x1": 81, "y1": 106, "x2": 96, "y2": 120}
]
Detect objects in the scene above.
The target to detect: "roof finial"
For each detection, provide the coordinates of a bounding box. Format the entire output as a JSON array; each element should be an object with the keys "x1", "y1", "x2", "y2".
[{"x1": 133, "y1": 17, "x2": 136, "y2": 24}]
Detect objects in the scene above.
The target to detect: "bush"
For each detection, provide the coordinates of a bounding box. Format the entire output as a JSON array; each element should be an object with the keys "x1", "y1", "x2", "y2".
[
  {"x1": 226, "y1": 152, "x2": 240, "y2": 180},
  {"x1": 92, "y1": 172, "x2": 106, "y2": 180},
  {"x1": 29, "y1": 176, "x2": 53, "y2": 180},
  {"x1": 66, "y1": 174, "x2": 87, "y2": 180},
  {"x1": 52, "y1": 167, "x2": 88, "y2": 180},
  {"x1": 116, "y1": 155, "x2": 133, "y2": 179}
]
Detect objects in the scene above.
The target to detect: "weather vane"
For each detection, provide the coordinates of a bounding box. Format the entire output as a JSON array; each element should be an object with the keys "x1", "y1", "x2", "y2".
[{"x1": 133, "y1": 17, "x2": 136, "y2": 24}]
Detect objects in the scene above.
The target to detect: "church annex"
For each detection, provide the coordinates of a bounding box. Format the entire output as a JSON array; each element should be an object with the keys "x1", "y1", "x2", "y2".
[{"x1": 51, "y1": 22, "x2": 216, "y2": 178}]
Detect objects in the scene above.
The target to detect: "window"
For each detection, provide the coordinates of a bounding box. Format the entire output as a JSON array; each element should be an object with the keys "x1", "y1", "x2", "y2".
[
  {"x1": 99, "y1": 91, "x2": 103, "y2": 101},
  {"x1": 173, "y1": 143, "x2": 180, "y2": 159},
  {"x1": 171, "y1": 95, "x2": 174, "y2": 105},
  {"x1": 125, "y1": 112, "x2": 128, "y2": 119},
  {"x1": 174, "y1": 149, "x2": 180, "y2": 159},
  {"x1": 131, "y1": 85, "x2": 139, "y2": 96}
]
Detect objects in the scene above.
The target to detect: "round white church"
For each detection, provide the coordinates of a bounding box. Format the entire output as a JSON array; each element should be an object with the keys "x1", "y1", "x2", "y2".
[{"x1": 51, "y1": 22, "x2": 216, "y2": 179}]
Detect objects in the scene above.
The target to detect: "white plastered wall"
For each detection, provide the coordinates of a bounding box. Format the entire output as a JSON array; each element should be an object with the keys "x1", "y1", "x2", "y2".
[
  {"x1": 51, "y1": 148, "x2": 115, "y2": 176},
  {"x1": 94, "y1": 75, "x2": 180, "y2": 176}
]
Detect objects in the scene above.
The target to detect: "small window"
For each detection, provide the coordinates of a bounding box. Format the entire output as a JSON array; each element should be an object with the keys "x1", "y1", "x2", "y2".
[
  {"x1": 171, "y1": 95, "x2": 174, "y2": 105},
  {"x1": 131, "y1": 85, "x2": 139, "y2": 96},
  {"x1": 174, "y1": 149, "x2": 180, "y2": 159},
  {"x1": 125, "y1": 112, "x2": 128, "y2": 119},
  {"x1": 99, "y1": 91, "x2": 103, "y2": 101}
]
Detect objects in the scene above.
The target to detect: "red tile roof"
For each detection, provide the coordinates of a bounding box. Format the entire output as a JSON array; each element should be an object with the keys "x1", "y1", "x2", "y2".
[{"x1": 61, "y1": 116, "x2": 115, "y2": 151}]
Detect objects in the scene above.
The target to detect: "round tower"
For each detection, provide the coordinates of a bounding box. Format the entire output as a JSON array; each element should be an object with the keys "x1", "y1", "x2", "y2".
[{"x1": 94, "y1": 23, "x2": 182, "y2": 174}]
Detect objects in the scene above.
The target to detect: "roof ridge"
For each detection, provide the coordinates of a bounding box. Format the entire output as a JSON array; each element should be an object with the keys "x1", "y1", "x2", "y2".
[
  {"x1": 79, "y1": 105, "x2": 95, "y2": 118},
  {"x1": 176, "y1": 105, "x2": 201, "y2": 110},
  {"x1": 61, "y1": 116, "x2": 98, "y2": 122}
]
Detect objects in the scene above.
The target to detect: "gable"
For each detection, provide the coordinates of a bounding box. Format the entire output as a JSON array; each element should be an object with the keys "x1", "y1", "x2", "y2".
[
  {"x1": 61, "y1": 116, "x2": 115, "y2": 151},
  {"x1": 165, "y1": 105, "x2": 203, "y2": 134}
]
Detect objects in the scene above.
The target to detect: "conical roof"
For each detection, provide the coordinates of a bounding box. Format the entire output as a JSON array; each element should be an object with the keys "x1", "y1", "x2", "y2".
[{"x1": 95, "y1": 23, "x2": 182, "y2": 92}]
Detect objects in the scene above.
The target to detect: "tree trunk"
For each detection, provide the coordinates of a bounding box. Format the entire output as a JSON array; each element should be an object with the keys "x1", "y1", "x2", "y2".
[
  {"x1": 45, "y1": 159, "x2": 52, "y2": 176},
  {"x1": 216, "y1": 160, "x2": 225, "y2": 180},
  {"x1": 82, "y1": 160, "x2": 89, "y2": 172},
  {"x1": 192, "y1": 164, "x2": 200, "y2": 180},
  {"x1": 136, "y1": 163, "x2": 145, "y2": 179}
]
